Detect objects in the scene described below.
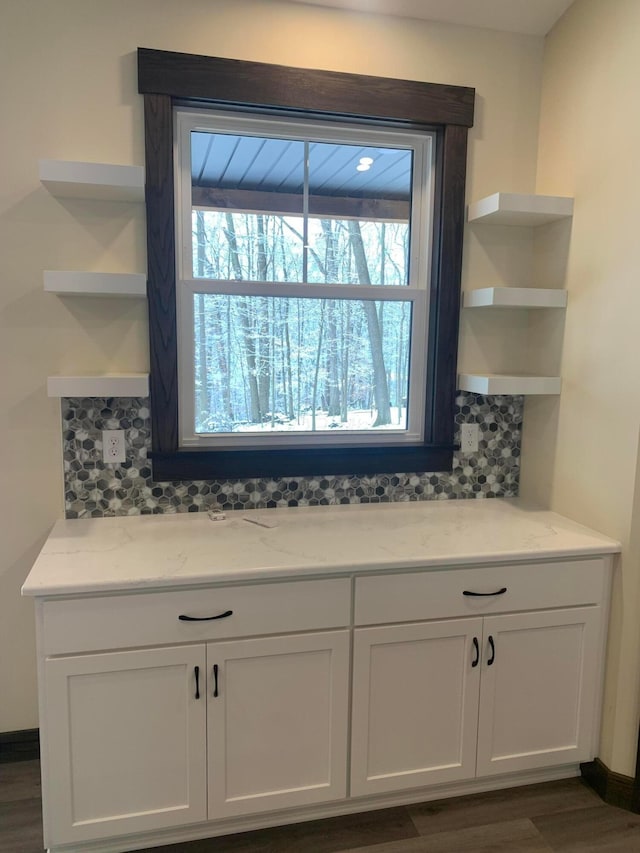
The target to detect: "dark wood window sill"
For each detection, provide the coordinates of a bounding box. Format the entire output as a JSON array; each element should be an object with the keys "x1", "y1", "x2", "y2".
[{"x1": 151, "y1": 444, "x2": 456, "y2": 482}]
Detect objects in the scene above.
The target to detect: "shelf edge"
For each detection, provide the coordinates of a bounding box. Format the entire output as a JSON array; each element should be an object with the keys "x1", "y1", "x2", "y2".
[
  {"x1": 458, "y1": 373, "x2": 562, "y2": 396},
  {"x1": 44, "y1": 271, "x2": 147, "y2": 298},
  {"x1": 47, "y1": 374, "x2": 150, "y2": 398},
  {"x1": 463, "y1": 287, "x2": 568, "y2": 309},
  {"x1": 468, "y1": 192, "x2": 574, "y2": 226},
  {"x1": 39, "y1": 160, "x2": 145, "y2": 202}
]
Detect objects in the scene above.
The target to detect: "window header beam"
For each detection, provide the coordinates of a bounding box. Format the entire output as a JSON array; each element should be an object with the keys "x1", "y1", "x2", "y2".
[
  {"x1": 137, "y1": 48, "x2": 475, "y2": 129},
  {"x1": 192, "y1": 187, "x2": 410, "y2": 222}
]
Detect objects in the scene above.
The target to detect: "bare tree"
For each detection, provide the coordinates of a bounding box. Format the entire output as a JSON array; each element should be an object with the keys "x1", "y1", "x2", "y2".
[{"x1": 347, "y1": 220, "x2": 392, "y2": 427}]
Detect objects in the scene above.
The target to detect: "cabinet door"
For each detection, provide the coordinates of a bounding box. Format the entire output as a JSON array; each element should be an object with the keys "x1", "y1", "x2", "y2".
[
  {"x1": 476, "y1": 607, "x2": 600, "y2": 776},
  {"x1": 44, "y1": 645, "x2": 207, "y2": 846},
  {"x1": 351, "y1": 618, "x2": 483, "y2": 796},
  {"x1": 207, "y1": 631, "x2": 349, "y2": 818}
]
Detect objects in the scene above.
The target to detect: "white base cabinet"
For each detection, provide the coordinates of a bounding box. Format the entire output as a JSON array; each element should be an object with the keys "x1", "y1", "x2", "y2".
[
  {"x1": 207, "y1": 631, "x2": 350, "y2": 818},
  {"x1": 43, "y1": 645, "x2": 207, "y2": 845},
  {"x1": 34, "y1": 558, "x2": 612, "y2": 853},
  {"x1": 351, "y1": 607, "x2": 602, "y2": 800},
  {"x1": 351, "y1": 619, "x2": 482, "y2": 795},
  {"x1": 476, "y1": 607, "x2": 600, "y2": 776}
]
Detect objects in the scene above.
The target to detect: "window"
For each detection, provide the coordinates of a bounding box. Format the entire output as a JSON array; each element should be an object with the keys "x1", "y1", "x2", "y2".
[
  {"x1": 176, "y1": 111, "x2": 435, "y2": 449},
  {"x1": 138, "y1": 49, "x2": 474, "y2": 480}
]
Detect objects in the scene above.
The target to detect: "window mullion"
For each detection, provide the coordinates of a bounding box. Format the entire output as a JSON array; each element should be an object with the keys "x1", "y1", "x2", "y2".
[{"x1": 183, "y1": 279, "x2": 422, "y2": 302}]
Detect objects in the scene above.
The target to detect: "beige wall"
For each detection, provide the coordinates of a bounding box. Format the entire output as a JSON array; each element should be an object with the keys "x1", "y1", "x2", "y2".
[
  {"x1": 0, "y1": 0, "x2": 544, "y2": 730},
  {"x1": 520, "y1": 0, "x2": 640, "y2": 776}
]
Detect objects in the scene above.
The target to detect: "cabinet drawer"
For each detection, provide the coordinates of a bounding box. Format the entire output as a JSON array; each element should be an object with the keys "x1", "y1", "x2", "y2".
[
  {"x1": 42, "y1": 578, "x2": 350, "y2": 655},
  {"x1": 355, "y1": 559, "x2": 606, "y2": 626}
]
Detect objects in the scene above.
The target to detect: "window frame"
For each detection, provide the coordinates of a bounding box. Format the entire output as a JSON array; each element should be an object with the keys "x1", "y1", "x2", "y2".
[
  {"x1": 138, "y1": 48, "x2": 474, "y2": 480},
  {"x1": 176, "y1": 109, "x2": 434, "y2": 449}
]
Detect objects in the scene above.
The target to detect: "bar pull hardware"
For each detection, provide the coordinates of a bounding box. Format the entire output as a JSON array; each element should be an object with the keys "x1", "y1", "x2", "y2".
[
  {"x1": 178, "y1": 610, "x2": 233, "y2": 622},
  {"x1": 213, "y1": 664, "x2": 219, "y2": 698},
  {"x1": 472, "y1": 637, "x2": 479, "y2": 668},
  {"x1": 487, "y1": 635, "x2": 496, "y2": 666},
  {"x1": 463, "y1": 587, "x2": 507, "y2": 598},
  {"x1": 194, "y1": 666, "x2": 200, "y2": 700}
]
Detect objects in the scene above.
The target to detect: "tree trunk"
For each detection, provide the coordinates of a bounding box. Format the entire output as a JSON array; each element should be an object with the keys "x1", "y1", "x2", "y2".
[
  {"x1": 320, "y1": 221, "x2": 341, "y2": 418},
  {"x1": 224, "y1": 213, "x2": 261, "y2": 423},
  {"x1": 340, "y1": 301, "x2": 350, "y2": 423},
  {"x1": 311, "y1": 302, "x2": 326, "y2": 432},
  {"x1": 195, "y1": 213, "x2": 210, "y2": 422},
  {"x1": 283, "y1": 300, "x2": 294, "y2": 419},
  {"x1": 256, "y1": 216, "x2": 271, "y2": 421},
  {"x1": 347, "y1": 221, "x2": 392, "y2": 427}
]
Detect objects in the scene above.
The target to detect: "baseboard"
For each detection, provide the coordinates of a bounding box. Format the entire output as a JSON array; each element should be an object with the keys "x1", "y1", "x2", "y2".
[
  {"x1": 0, "y1": 728, "x2": 40, "y2": 763},
  {"x1": 581, "y1": 757, "x2": 638, "y2": 812}
]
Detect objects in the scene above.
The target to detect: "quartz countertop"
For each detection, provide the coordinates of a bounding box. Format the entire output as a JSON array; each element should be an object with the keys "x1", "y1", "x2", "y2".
[{"x1": 21, "y1": 499, "x2": 621, "y2": 597}]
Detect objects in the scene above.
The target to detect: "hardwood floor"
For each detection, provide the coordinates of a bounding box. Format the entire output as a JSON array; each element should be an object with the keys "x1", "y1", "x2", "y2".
[{"x1": 2, "y1": 762, "x2": 640, "y2": 853}]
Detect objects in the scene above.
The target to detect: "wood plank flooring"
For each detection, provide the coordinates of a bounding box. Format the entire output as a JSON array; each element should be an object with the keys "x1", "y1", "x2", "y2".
[{"x1": 2, "y1": 761, "x2": 640, "y2": 853}]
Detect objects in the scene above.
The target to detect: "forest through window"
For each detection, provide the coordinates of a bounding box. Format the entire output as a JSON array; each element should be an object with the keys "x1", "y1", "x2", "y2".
[{"x1": 177, "y1": 113, "x2": 434, "y2": 448}]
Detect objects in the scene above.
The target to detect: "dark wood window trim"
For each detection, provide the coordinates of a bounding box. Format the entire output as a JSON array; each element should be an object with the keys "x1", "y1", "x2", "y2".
[{"x1": 138, "y1": 48, "x2": 474, "y2": 481}]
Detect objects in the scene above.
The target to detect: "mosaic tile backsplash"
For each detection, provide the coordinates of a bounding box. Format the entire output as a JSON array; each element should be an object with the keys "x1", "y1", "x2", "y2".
[{"x1": 61, "y1": 392, "x2": 523, "y2": 518}]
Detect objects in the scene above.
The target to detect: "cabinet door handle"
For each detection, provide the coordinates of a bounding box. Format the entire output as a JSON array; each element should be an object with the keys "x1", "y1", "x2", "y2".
[
  {"x1": 472, "y1": 636, "x2": 479, "y2": 668},
  {"x1": 213, "y1": 664, "x2": 219, "y2": 698},
  {"x1": 487, "y1": 635, "x2": 496, "y2": 666},
  {"x1": 194, "y1": 665, "x2": 200, "y2": 700},
  {"x1": 178, "y1": 610, "x2": 233, "y2": 622},
  {"x1": 463, "y1": 587, "x2": 507, "y2": 597}
]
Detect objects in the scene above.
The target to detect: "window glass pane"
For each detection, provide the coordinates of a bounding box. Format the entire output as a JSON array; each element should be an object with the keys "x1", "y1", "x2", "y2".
[
  {"x1": 193, "y1": 294, "x2": 412, "y2": 435},
  {"x1": 190, "y1": 132, "x2": 412, "y2": 286},
  {"x1": 193, "y1": 210, "x2": 306, "y2": 282},
  {"x1": 306, "y1": 218, "x2": 410, "y2": 286},
  {"x1": 191, "y1": 131, "x2": 305, "y2": 281},
  {"x1": 307, "y1": 142, "x2": 412, "y2": 286}
]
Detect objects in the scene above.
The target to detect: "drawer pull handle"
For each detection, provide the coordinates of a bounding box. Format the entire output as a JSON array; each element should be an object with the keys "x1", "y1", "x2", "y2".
[
  {"x1": 213, "y1": 664, "x2": 219, "y2": 698},
  {"x1": 472, "y1": 637, "x2": 479, "y2": 668},
  {"x1": 487, "y1": 635, "x2": 496, "y2": 666},
  {"x1": 178, "y1": 609, "x2": 234, "y2": 622},
  {"x1": 194, "y1": 665, "x2": 200, "y2": 700},
  {"x1": 463, "y1": 587, "x2": 507, "y2": 598}
]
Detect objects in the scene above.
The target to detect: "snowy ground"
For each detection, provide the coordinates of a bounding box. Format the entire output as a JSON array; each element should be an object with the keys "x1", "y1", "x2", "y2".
[{"x1": 198, "y1": 408, "x2": 408, "y2": 434}]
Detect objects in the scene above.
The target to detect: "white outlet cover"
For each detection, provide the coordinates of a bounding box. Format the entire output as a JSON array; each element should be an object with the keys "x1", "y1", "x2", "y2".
[
  {"x1": 102, "y1": 429, "x2": 126, "y2": 464},
  {"x1": 460, "y1": 423, "x2": 479, "y2": 453}
]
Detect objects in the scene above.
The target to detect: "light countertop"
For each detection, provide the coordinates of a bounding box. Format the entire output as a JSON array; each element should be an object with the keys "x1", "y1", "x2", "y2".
[{"x1": 22, "y1": 499, "x2": 621, "y2": 597}]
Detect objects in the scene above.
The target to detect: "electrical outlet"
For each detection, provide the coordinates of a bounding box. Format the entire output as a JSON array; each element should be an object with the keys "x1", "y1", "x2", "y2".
[
  {"x1": 102, "y1": 429, "x2": 126, "y2": 464},
  {"x1": 460, "y1": 423, "x2": 479, "y2": 454}
]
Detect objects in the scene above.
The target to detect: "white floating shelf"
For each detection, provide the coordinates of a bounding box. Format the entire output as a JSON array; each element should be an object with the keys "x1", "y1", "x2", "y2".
[
  {"x1": 468, "y1": 192, "x2": 573, "y2": 226},
  {"x1": 44, "y1": 271, "x2": 146, "y2": 298},
  {"x1": 463, "y1": 287, "x2": 567, "y2": 309},
  {"x1": 47, "y1": 374, "x2": 149, "y2": 398},
  {"x1": 458, "y1": 374, "x2": 561, "y2": 396},
  {"x1": 39, "y1": 160, "x2": 145, "y2": 202}
]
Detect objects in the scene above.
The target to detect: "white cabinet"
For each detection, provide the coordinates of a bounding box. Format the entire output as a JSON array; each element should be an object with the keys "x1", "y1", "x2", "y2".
[
  {"x1": 351, "y1": 618, "x2": 482, "y2": 796},
  {"x1": 43, "y1": 632, "x2": 350, "y2": 847},
  {"x1": 351, "y1": 560, "x2": 608, "y2": 799},
  {"x1": 33, "y1": 556, "x2": 611, "y2": 852},
  {"x1": 43, "y1": 645, "x2": 207, "y2": 845},
  {"x1": 352, "y1": 608, "x2": 601, "y2": 798},
  {"x1": 39, "y1": 579, "x2": 351, "y2": 851},
  {"x1": 476, "y1": 607, "x2": 600, "y2": 776},
  {"x1": 208, "y1": 631, "x2": 350, "y2": 817}
]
